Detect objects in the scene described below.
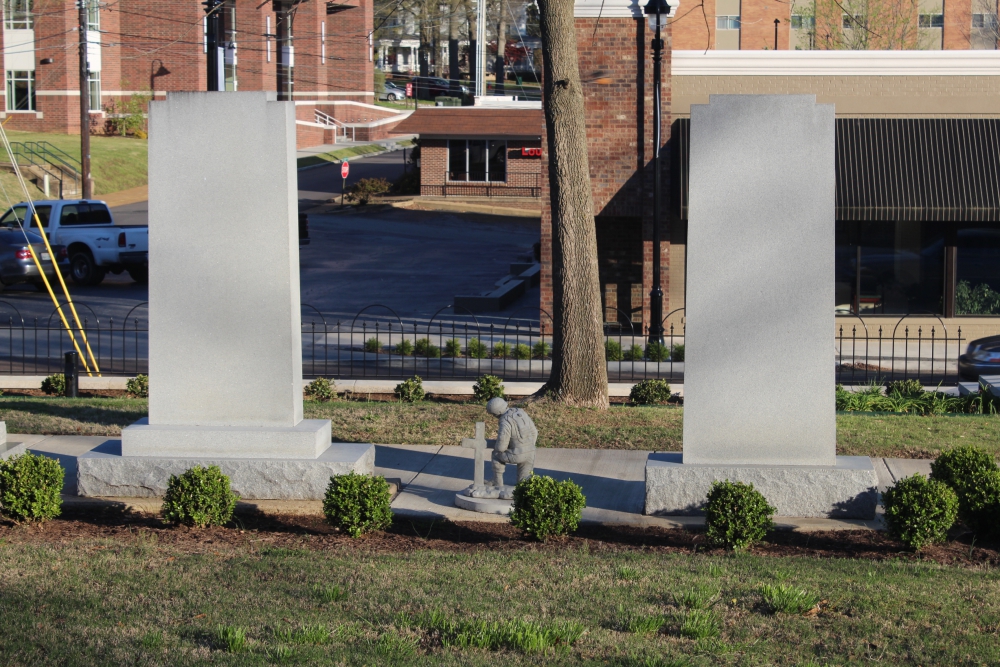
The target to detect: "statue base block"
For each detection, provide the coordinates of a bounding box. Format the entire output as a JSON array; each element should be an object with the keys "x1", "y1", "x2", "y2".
[{"x1": 454, "y1": 492, "x2": 513, "y2": 515}]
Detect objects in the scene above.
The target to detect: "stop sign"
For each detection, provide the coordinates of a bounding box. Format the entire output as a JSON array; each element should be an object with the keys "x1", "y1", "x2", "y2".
[{"x1": 341, "y1": 161, "x2": 349, "y2": 179}]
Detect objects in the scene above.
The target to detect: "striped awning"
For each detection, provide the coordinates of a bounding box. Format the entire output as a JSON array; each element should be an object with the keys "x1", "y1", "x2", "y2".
[{"x1": 672, "y1": 118, "x2": 1000, "y2": 222}]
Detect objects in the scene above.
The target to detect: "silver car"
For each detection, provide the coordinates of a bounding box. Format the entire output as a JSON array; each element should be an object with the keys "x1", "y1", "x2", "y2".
[
  {"x1": 379, "y1": 81, "x2": 407, "y2": 102},
  {"x1": 0, "y1": 230, "x2": 70, "y2": 290}
]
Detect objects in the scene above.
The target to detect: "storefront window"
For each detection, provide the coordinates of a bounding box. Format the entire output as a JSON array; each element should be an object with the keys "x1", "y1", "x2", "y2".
[
  {"x1": 835, "y1": 221, "x2": 945, "y2": 315},
  {"x1": 956, "y1": 226, "x2": 1000, "y2": 315},
  {"x1": 447, "y1": 139, "x2": 507, "y2": 182}
]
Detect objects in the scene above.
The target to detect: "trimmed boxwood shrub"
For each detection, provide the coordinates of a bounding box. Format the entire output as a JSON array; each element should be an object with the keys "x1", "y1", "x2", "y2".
[
  {"x1": 625, "y1": 344, "x2": 645, "y2": 361},
  {"x1": 930, "y1": 445, "x2": 1000, "y2": 532},
  {"x1": 958, "y1": 469, "x2": 1000, "y2": 538},
  {"x1": 304, "y1": 377, "x2": 336, "y2": 401},
  {"x1": 394, "y1": 376, "x2": 424, "y2": 403},
  {"x1": 472, "y1": 374, "x2": 505, "y2": 403},
  {"x1": 161, "y1": 465, "x2": 238, "y2": 528},
  {"x1": 882, "y1": 474, "x2": 959, "y2": 550},
  {"x1": 323, "y1": 472, "x2": 393, "y2": 537},
  {"x1": 645, "y1": 342, "x2": 669, "y2": 362},
  {"x1": 41, "y1": 373, "x2": 66, "y2": 396},
  {"x1": 704, "y1": 480, "x2": 775, "y2": 550},
  {"x1": 0, "y1": 452, "x2": 64, "y2": 522},
  {"x1": 629, "y1": 379, "x2": 672, "y2": 405},
  {"x1": 126, "y1": 374, "x2": 149, "y2": 398},
  {"x1": 510, "y1": 475, "x2": 586, "y2": 541},
  {"x1": 466, "y1": 338, "x2": 489, "y2": 359},
  {"x1": 605, "y1": 340, "x2": 623, "y2": 361},
  {"x1": 414, "y1": 338, "x2": 440, "y2": 358}
]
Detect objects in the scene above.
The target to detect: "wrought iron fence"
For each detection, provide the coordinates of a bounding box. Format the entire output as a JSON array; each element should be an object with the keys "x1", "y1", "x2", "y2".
[{"x1": 0, "y1": 302, "x2": 977, "y2": 386}]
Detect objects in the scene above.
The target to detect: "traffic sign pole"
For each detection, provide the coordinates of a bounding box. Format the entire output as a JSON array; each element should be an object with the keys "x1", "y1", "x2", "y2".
[{"x1": 340, "y1": 160, "x2": 350, "y2": 206}]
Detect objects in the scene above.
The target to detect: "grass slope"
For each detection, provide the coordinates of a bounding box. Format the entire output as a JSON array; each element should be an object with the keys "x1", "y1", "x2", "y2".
[
  {"x1": 4, "y1": 130, "x2": 148, "y2": 195},
  {"x1": 2, "y1": 396, "x2": 999, "y2": 457},
  {"x1": 0, "y1": 535, "x2": 997, "y2": 665},
  {"x1": 296, "y1": 143, "x2": 389, "y2": 169}
]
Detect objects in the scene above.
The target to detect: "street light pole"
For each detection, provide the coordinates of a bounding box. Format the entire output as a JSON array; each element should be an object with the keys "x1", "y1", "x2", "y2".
[
  {"x1": 77, "y1": 0, "x2": 92, "y2": 200},
  {"x1": 204, "y1": 0, "x2": 223, "y2": 91},
  {"x1": 644, "y1": 0, "x2": 678, "y2": 344}
]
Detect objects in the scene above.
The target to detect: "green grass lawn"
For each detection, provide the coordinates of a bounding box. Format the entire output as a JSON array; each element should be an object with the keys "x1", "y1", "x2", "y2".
[
  {"x1": 4, "y1": 130, "x2": 147, "y2": 195},
  {"x1": 1, "y1": 528, "x2": 998, "y2": 665},
  {"x1": 2, "y1": 396, "x2": 999, "y2": 458},
  {"x1": 296, "y1": 143, "x2": 393, "y2": 169}
]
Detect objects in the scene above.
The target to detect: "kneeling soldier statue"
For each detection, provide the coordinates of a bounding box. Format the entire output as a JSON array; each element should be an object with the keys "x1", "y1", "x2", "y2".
[{"x1": 460, "y1": 397, "x2": 537, "y2": 500}]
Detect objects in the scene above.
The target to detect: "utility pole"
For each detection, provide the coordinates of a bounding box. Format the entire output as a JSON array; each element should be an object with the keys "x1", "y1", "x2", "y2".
[
  {"x1": 274, "y1": 1, "x2": 294, "y2": 101},
  {"x1": 204, "y1": 0, "x2": 223, "y2": 91},
  {"x1": 475, "y1": 0, "x2": 486, "y2": 96},
  {"x1": 77, "y1": 0, "x2": 92, "y2": 199}
]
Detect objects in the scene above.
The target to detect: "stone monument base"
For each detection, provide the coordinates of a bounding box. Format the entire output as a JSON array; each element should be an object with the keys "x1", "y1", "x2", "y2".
[
  {"x1": 1, "y1": 441, "x2": 27, "y2": 461},
  {"x1": 454, "y1": 493, "x2": 513, "y2": 515},
  {"x1": 645, "y1": 453, "x2": 878, "y2": 519},
  {"x1": 77, "y1": 440, "x2": 374, "y2": 500},
  {"x1": 122, "y1": 418, "x2": 332, "y2": 459}
]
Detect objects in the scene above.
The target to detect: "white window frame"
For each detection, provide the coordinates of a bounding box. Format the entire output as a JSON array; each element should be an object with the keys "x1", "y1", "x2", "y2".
[
  {"x1": 88, "y1": 71, "x2": 100, "y2": 112},
  {"x1": 5, "y1": 69, "x2": 35, "y2": 111},
  {"x1": 716, "y1": 15, "x2": 740, "y2": 30},
  {"x1": 4, "y1": 0, "x2": 32, "y2": 30}
]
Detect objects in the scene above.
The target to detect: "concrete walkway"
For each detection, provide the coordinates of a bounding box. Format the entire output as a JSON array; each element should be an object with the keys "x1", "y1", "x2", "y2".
[{"x1": 13, "y1": 434, "x2": 932, "y2": 531}]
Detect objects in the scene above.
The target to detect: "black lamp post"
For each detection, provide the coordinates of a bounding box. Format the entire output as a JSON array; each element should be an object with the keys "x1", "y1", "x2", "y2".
[{"x1": 644, "y1": 0, "x2": 678, "y2": 344}]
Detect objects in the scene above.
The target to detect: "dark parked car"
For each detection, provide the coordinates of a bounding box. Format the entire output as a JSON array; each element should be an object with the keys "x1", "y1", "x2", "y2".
[
  {"x1": 0, "y1": 230, "x2": 69, "y2": 290},
  {"x1": 959, "y1": 335, "x2": 1000, "y2": 381},
  {"x1": 378, "y1": 81, "x2": 406, "y2": 102},
  {"x1": 409, "y1": 76, "x2": 470, "y2": 101}
]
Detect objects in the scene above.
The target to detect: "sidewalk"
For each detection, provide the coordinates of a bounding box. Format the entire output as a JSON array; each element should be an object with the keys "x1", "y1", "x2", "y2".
[{"x1": 15, "y1": 434, "x2": 928, "y2": 531}]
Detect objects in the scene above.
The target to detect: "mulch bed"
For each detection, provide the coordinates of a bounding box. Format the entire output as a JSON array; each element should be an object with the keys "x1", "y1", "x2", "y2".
[{"x1": 2, "y1": 507, "x2": 996, "y2": 568}]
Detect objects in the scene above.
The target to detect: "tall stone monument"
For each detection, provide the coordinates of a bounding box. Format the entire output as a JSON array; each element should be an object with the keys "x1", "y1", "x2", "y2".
[
  {"x1": 78, "y1": 92, "x2": 373, "y2": 499},
  {"x1": 645, "y1": 95, "x2": 878, "y2": 518}
]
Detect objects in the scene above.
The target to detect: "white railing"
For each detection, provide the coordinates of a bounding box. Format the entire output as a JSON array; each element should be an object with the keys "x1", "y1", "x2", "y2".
[{"x1": 314, "y1": 109, "x2": 347, "y2": 141}]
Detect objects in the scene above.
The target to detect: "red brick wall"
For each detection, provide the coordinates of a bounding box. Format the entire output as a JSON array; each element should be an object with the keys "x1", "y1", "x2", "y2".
[
  {"x1": 0, "y1": 0, "x2": 374, "y2": 147},
  {"x1": 419, "y1": 138, "x2": 543, "y2": 197},
  {"x1": 540, "y1": 17, "x2": 672, "y2": 331}
]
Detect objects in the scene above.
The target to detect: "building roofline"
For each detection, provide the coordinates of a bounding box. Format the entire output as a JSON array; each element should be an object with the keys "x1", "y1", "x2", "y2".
[{"x1": 673, "y1": 50, "x2": 1000, "y2": 76}]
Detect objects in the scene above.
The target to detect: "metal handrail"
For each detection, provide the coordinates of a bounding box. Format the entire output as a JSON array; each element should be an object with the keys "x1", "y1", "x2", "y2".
[{"x1": 23, "y1": 141, "x2": 81, "y2": 174}]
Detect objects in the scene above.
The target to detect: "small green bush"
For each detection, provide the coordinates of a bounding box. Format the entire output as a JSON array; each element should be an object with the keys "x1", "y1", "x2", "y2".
[
  {"x1": 364, "y1": 337, "x2": 382, "y2": 353},
  {"x1": 887, "y1": 379, "x2": 924, "y2": 397},
  {"x1": 394, "y1": 376, "x2": 424, "y2": 402},
  {"x1": 492, "y1": 342, "x2": 511, "y2": 359},
  {"x1": 513, "y1": 343, "x2": 532, "y2": 360},
  {"x1": 473, "y1": 374, "x2": 505, "y2": 403},
  {"x1": 645, "y1": 342, "x2": 669, "y2": 362},
  {"x1": 670, "y1": 343, "x2": 685, "y2": 362},
  {"x1": 161, "y1": 465, "x2": 238, "y2": 528},
  {"x1": 0, "y1": 452, "x2": 64, "y2": 522},
  {"x1": 414, "y1": 338, "x2": 440, "y2": 358},
  {"x1": 532, "y1": 340, "x2": 551, "y2": 359},
  {"x1": 629, "y1": 379, "x2": 672, "y2": 405},
  {"x1": 930, "y1": 445, "x2": 999, "y2": 498},
  {"x1": 344, "y1": 176, "x2": 391, "y2": 205},
  {"x1": 467, "y1": 338, "x2": 489, "y2": 359},
  {"x1": 394, "y1": 339, "x2": 414, "y2": 356},
  {"x1": 930, "y1": 445, "x2": 1000, "y2": 530},
  {"x1": 605, "y1": 340, "x2": 623, "y2": 361},
  {"x1": 126, "y1": 374, "x2": 148, "y2": 398},
  {"x1": 704, "y1": 480, "x2": 775, "y2": 550},
  {"x1": 41, "y1": 373, "x2": 65, "y2": 395},
  {"x1": 510, "y1": 475, "x2": 586, "y2": 541},
  {"x1": 304, "y1": 377, "x2": 336, "y2": 401},
  {"x1": 323, "y1": 472, "x2": 393, "y2": 537},
  {"x1": 625, "y1": 344, "x2": 645, "y2": 361},
  {"x1": 881, "y1": 474, "x2": 958, "y2": 550},
  {"x1": 958, "y1": 469, "x2": 1000, "y2": 538},
  {"x1": 444, "y1": 339, "x2": 462, "y2": 357}
]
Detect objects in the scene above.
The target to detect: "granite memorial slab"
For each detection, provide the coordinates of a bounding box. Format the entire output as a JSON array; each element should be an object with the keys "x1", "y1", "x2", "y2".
[
  {"x1": 645, "y1": 95, "x2": 878, "y2": 518},
  {"x1": 78, "y1": 92, "x2": 373, "y2": 498}
]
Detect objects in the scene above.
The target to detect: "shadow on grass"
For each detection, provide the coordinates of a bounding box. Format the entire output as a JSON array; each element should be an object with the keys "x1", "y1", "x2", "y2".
[{"x1": 0, "y1": 397, "x2": 145, "y2": 430}]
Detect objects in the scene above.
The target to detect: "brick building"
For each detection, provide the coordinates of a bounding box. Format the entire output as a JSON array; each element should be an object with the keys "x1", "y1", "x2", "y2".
[
  {"x1": 671, "y1": 0, "x2": 1000, "y2": 51},
  {"x1": 0, "y1": 0, "x2": 403, "y2": 147},
  {"x1": 391, "y1": 102, "x2": 543, "y2": 205}
]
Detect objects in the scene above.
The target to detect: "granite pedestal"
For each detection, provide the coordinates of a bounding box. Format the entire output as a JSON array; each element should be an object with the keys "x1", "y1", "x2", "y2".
[
  {"x1": 644, "y1": 95, "x2": 877, "y2": 519},
  {"x1": 0, "y1": 423, "x2": 27, "y2": 461},
  {"x1": 78, "y1": 92, "x2": 373, "y2": 499}
]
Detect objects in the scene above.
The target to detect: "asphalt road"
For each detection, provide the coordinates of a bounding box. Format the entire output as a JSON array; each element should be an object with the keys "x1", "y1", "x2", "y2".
[{"x1": 0, "y1": 153, "x2": 540, "y2": 325}]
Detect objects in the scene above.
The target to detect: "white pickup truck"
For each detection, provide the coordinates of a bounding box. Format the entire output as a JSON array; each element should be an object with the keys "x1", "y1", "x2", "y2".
[{"x1": 0, "y1": 200, "x2": 148, "y2": 285}]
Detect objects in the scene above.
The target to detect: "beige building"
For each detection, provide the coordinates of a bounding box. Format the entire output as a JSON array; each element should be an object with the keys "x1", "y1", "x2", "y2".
[{"x1": 668, "y1": 50, "x2": 1000, "y2": 340}]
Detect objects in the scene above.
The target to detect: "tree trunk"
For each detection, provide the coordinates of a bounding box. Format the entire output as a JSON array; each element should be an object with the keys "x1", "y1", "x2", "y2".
[
  {"x1": 537, "y1": 0, "x2": 609, "y2": 407},
  {"x1": 495, "y1": 9, "x2": 507, "y2": 95},
  {"x1": 466, "y1": 0, "x2": 477, "y2": 87},
  {"x1": 449, "y1": 0, "x2": 461, "y2": 94}
]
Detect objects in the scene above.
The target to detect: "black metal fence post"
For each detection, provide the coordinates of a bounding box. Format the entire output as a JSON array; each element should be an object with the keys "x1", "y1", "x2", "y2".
[{"x1": 64, "y1": 350, "x2": 78, "y2": 397}]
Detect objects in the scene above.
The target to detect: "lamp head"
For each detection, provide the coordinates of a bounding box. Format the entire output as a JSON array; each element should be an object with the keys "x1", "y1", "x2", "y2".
[{"x1": 645, "y1": 0, "x2": 680, "y2": 30}]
